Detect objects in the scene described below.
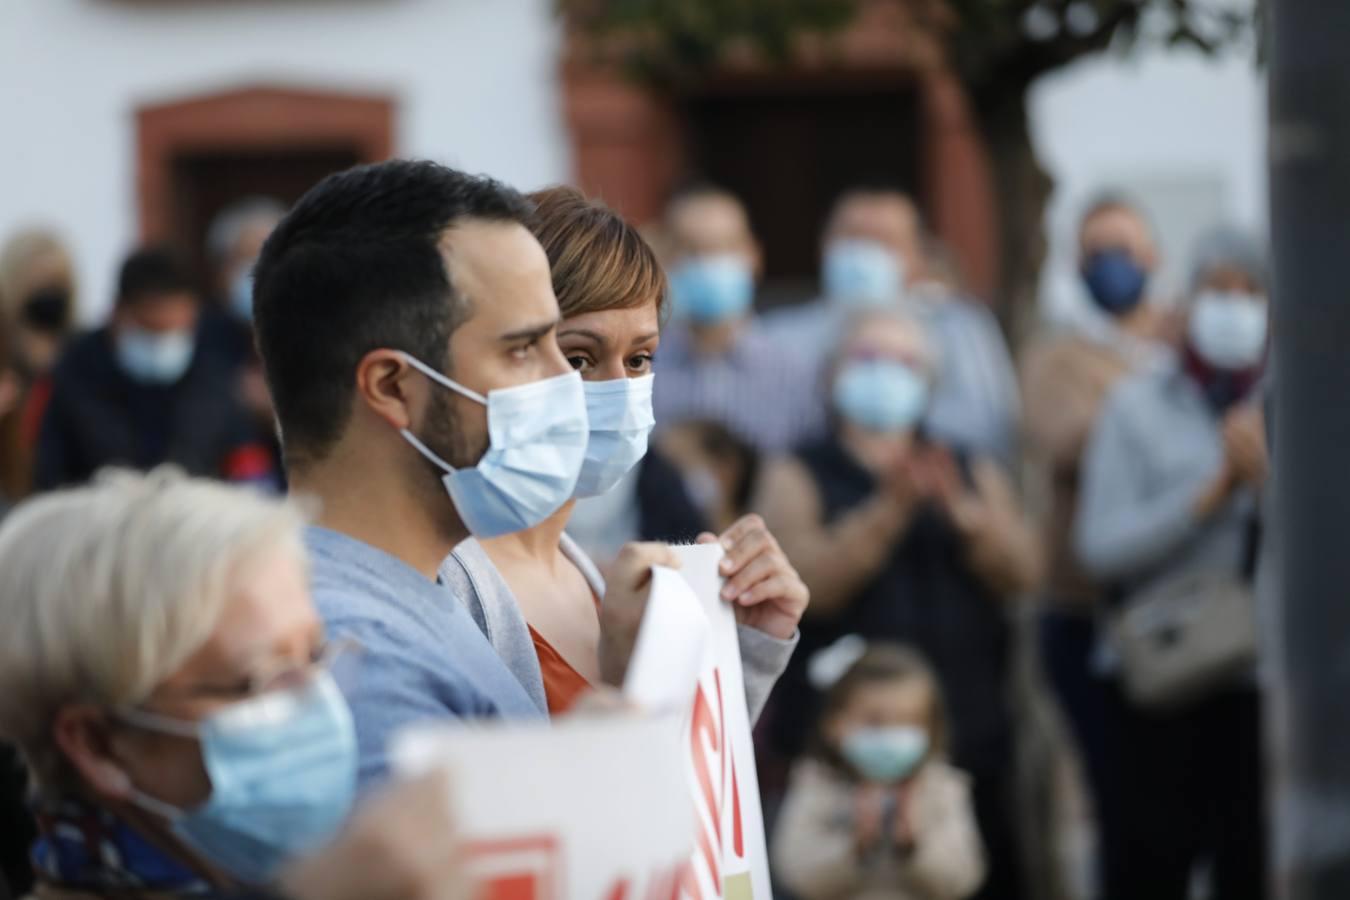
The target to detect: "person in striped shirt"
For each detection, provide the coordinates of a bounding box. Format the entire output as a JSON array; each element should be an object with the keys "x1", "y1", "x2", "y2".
[{"x1": 651, "y1": 186, "x2": 825, "y2": 455}]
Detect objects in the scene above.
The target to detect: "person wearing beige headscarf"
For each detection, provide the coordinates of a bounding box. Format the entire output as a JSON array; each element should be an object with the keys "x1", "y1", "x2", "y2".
[
  {"x1": 0, "y1": 230, "x2": 78, "y2": 380},
  {"x1": 0, "y1": 229, "x2": 79, "y2": 500}
]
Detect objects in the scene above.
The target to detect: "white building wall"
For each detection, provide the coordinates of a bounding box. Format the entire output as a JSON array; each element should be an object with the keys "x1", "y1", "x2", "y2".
[
  {"x1": 0, "y1": 0, "x2": 573, "y2": 320},
  {"x1": 0, "y1": 1, "x2": 1267, "y2": 328},
  {"x1": 1029, "y1": 44, "x2": 1267, "y2": 327}
]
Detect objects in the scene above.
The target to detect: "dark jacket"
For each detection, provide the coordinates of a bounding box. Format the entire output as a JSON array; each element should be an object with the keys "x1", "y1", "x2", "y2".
[
  {"x1": 636, "y1": 449, "x2": 709, "y2": 545},
  {"x1": 772, "y1": 436, "x2": 1013, "y2": 777},
  {"x1": 34, "y1": 328, "x2": 263, "y2": 490}
]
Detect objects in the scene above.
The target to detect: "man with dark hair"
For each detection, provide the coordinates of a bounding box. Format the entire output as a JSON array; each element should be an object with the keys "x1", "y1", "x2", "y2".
[
  {"x1": 252, "y1": 159, "x2": 676, "y2": 786},
  {"x1": 33, "y1": 246, "x2": 269, "y2": 489}
]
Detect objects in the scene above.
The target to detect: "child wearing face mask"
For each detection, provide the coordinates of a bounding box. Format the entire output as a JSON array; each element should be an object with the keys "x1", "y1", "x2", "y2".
[{"x1": 772, "y1": 640, "x2": 986, "y2": 900}]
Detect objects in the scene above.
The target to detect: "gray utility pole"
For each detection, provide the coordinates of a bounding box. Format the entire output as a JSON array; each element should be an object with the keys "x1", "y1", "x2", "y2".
[{"x1": 1269, "y1": 0, "x2": 1350, "y2": 896}]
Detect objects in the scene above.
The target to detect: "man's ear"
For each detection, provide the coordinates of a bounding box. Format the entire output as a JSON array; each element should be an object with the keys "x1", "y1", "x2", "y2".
[
  {"x1": 52, "y1": 704, "x2": 133, "y2": 801},
  {"x1": 355, "y1": 349, "x2": 420, "y2": 432}
]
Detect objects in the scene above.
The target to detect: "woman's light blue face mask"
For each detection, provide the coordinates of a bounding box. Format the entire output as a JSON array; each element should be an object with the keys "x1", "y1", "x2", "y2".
[
  {"x1": 574, "y1": 374, "x2": 656, "y2": 498},
  {"x1": 399, "y1": 354, "x2": 590, "y2": 538},
  {"x1": 832, "y1": 358, "x2": 929, "y2": 433},
  {"x1": 120, "y1": 661, "x2": 358, "y2": 886}
]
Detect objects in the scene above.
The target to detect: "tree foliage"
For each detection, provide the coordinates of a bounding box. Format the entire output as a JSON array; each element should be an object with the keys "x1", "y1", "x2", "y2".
[{"x1": 560, "y1": 0, "x2": 1256, "y2": 105}]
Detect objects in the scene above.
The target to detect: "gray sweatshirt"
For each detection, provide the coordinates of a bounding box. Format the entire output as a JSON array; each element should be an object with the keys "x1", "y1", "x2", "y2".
[
  {"x1": 440, "y1": 534, "x2": 798, "y2": 722},
  {"x1": 306, "y1": 526, "x2": 545, "y2": 789}
]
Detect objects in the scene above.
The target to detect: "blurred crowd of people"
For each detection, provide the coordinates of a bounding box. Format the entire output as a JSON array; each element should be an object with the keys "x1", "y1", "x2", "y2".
[{"x1": 0, "y1": 161, "x2": 1271, "y2": 900}]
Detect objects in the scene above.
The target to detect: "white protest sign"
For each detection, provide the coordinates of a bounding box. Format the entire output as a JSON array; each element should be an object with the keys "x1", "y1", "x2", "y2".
[
  {"x1": 392, "y1": 715, "x2": 693, "y2": 900},
  {"x1": 665, "y1": 543, "x2": 773, "y2": 900},
  {"x1": 624, "y1": 564, "x2": 712, "y2": 712}
]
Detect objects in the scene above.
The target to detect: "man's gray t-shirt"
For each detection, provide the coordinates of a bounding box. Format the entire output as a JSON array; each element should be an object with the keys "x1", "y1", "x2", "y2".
[{"x1": 306, "y1": 526, "x2": 544, "y2": 788}]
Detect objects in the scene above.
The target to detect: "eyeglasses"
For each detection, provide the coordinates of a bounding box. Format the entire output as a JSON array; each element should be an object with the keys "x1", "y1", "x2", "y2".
[{"x1": 152, "y1": 638, "x2": 360, "y2": 705}]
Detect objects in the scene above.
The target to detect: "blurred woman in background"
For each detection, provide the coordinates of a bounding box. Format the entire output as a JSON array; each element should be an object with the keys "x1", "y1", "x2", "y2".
[
  {"x1": 1074, "y1": 227, "x2": 1271, "y2": 900},
  {"x1": 757, "y1": 310, "x2": 1041, "y2": 900}
]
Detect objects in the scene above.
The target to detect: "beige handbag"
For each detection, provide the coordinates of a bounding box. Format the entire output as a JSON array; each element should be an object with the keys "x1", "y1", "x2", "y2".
[{"x1": 1109, "y1": 570, "x2": 1256, "y2": 710}]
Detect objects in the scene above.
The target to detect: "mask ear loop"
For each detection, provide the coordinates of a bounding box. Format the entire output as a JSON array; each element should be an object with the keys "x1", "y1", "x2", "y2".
[
  {"x1": 398, "y1": 352, "x2": 489, "y2": 477},
  {"x1": 112, "y1": 707, "x2": 202, "y2": 820},
  {"x1": 400, "y1": 428, "x2": 457, "y2": 476},
  {"x1": 399, "y1": 352, "x2": 487, "y2": 405}
]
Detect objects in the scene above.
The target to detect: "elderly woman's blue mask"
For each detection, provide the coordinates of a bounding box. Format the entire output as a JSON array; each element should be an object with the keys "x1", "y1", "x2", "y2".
[{"x1": 120, "y1": 670, "x2": 357, "y2": 886}]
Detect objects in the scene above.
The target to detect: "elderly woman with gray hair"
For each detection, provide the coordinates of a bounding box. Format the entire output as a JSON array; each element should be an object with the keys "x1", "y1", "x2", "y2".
[
  {"x1": 756, "y1": 310, "x2": 1041, "y2": 900},
  {"x1": 0, "y1": 469, "x2": 465, "y2": 900},
  {"x1": 1074, "y1": 226, "x2": 1271, "y2": 900}
]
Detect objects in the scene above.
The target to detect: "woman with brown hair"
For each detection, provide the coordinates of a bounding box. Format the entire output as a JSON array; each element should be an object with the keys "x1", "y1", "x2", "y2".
[{"x1": 438, "y1": 186, "x2": 807, "y2": 717}]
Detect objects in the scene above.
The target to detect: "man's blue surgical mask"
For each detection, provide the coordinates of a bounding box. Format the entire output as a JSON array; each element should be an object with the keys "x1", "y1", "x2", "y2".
[
  {"x1": 832, "y1": 359, "x2": 929, "y2": 433},
  {"x1": 1082, "y1": 248, "x2": 1148, "y2": 316},
  {"x1": 841, "y1": 725, "x2": 930, "y2": 783},
  {"x1": 823, "y1": 240, "x2": 904, "y2": 309},
  {"x1": 122, "y1": 671, "x2": 357, "y2": 886},
  {"x1": 668, "y1": 255, "x2": 754, "y2": 324},
  {"x1": 574, "y1": 374, "x2": 656, "y2": 498},
  {"x1": 400, "y1": 354, "x2": 589, "y2": 538},
  {"x1": 116, "y1": 326, "x2": 195, "y2": 385}
]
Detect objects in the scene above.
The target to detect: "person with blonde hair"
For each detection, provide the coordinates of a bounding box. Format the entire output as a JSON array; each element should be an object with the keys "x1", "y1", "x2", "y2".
[{"x1": 0, "y1": 468, "x2": 469, "y2": 900}]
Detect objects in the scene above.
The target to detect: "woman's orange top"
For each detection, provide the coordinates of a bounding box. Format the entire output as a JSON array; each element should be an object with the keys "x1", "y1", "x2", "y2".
[{"x1": 529, "y1": 625, "x2": 593, "y2": 715}]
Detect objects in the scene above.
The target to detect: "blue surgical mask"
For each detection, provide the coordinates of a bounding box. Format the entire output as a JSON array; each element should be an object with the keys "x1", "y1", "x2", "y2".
[
  {"x1": 1082, "y1": 249, "x2": 1148, "y2": 315},
  {"x1": 400, "y1": 355, "x2": 589, "y2": 538},
  {"x1": 122, "y1": 671, "x2": 357, "y2": 886},
  {"x1": 668, "y1": 255, "x2": 754, "y2": 324},
  {"x1": 1188, "y1": 291, "x2": 1268, "y2": 371},
  {"x1": 832, "y1": 359, "x2": 928, "y2": 433},
  {"x1": 116, "y1": 326, "x2": 195, "y2": 385},
  {"x1": 575, "y1": 374, "x2": 656, "y2": 498},
  {"x1": 823, "y1": 240, "x2": 904, "y2": 309},
  {"x1": 230, "y1": 268, "x2": 255, "y2": 321},
  {"x1": 841, "y1": 725, "x2": 930, "y2": 784}
]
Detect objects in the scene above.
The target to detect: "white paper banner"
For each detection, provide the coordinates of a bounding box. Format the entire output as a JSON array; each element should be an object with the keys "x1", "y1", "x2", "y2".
[
  {"x1": 392, "y1": 715, "x2": 694, "y2": 900},
  {"x1": 624, "y1": 564, "x2": 712, "y2": 713},
  {"x1": 665, "y1": 543, "x2": 773, "y2": 900}
]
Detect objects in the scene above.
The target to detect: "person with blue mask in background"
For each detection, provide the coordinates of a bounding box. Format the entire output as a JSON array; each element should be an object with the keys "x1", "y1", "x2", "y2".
[
  {"x1": 33, "y1": 247, "x2": 272, "y2": 490},
  {"x1": 1074, "y1": 226, "x2": 1271, "y2": 900},
  {"x1": 0, "y1": 469, "x2": 474, "y2": 900},
  {"x1": 200, "y1": 197, "x2": 286, "y2": 370},
  {"x1": 651, "y1": 185, "x2": 822, "y2": 454},
  {"x1": 756, "y1": 311, "x2": 1041, "y2": 900},
  {"x1": 1018, "y1": 193, "x2": 1178, "y2": 900},
  {"x1": 765, "y1": 189, "x2": 1020, "y2": 468},
  {"x1": 199, "y1": 197, "x2": 289, "y2": 491}
]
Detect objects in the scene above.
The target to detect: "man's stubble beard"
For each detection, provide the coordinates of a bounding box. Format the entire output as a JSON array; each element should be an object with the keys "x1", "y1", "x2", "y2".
[{"x1": 415, "y1": 386, "x2": 489, "y2": 543}]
